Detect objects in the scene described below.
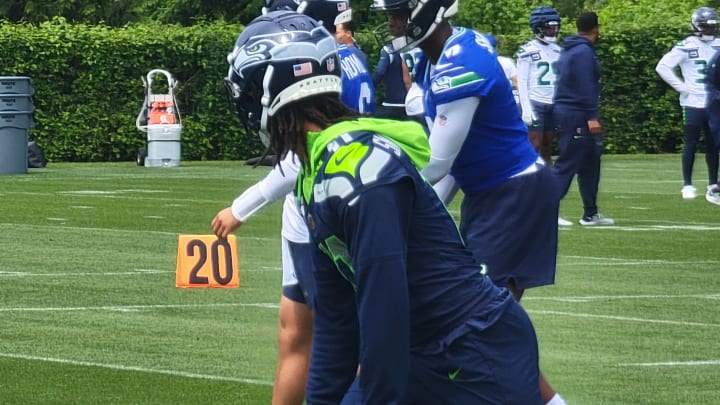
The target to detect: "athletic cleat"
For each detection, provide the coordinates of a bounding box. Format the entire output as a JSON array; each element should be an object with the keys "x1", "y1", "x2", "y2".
[
  {"x1": 706, "y1": 187, "x2": 720, "y2": 205},
  {"x1": 558, "y1": 217, "x2": 573, "y2": 226},
  {"x1": 579, "y1": 213, "x2": 614, "y2": 226},
  {"x1": 681, "y1": 185, "x2": 697, "y2": 199}
]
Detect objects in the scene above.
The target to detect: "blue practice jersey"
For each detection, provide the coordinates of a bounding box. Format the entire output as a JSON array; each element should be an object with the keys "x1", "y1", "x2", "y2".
[
  {"x1": 298, "y1": 118, "x2": 511, "y2": 404},
  {"x1": 338, "y1": 44, "x2": 376, "y2": 114},
  {"x1": 416, "y1": 27, "x2": 538, "y2": 192}
]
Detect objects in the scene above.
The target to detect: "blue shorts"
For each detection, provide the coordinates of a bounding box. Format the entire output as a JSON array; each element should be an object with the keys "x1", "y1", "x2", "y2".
[
  {"x1": 528, "y1": 100, "x2": 556, "y2": 132},
  {"x1": 401, "y1": 298, "x2": 541, "y2": 404},
  {"x1": 281, "y1": 240, "x2": 314, "y2": 307},
  {"x1": 459, "y1": 164, "x2": 559, "y2": 289}
]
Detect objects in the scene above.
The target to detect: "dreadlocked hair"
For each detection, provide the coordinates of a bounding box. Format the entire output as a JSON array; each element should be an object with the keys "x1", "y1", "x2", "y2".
[{"x1": 268, "y1": 94, "x2": 358, "y2": 163}]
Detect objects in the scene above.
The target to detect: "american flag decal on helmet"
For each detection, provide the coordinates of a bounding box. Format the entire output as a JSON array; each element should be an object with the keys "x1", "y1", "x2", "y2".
[{"x1": 293, "y1": 62, "x2": 313, "y2": 76}]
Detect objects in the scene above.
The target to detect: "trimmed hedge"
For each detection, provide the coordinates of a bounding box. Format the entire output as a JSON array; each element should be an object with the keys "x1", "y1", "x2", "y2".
[
  {"x1": 0, "y1": 18, "x2": 257, "y2": 162},
  {"x1": 0, "y1": 17, "x2": 704, "y2": 161}
]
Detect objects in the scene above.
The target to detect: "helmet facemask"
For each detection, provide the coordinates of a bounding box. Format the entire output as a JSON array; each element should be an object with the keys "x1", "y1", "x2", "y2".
[
  {"x1": 371, "y1": 0, "x2": 458, "y2": 52},
  {"x1": 536, "y1": 21, "x2": 560, "y2": 43}
]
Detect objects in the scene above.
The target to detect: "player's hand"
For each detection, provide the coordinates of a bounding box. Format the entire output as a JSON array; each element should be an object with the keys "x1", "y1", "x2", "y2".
[
  {"x1": 521, "y1": 110, "x2": 536, "y2": 126},
  {"x1": 678, "y1": 85, "x2": 690, "y2": 99},
  {"x1": 588, "y1": 119, "x2": 603, "y2": 135},
  {"x1": 211, "y1": 207, "x2": 242, "y2": 240}
]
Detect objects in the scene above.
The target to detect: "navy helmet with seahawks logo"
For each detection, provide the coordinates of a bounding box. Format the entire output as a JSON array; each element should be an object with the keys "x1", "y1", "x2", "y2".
[
  {"x1": 370, "y1": 0, "x2": 458, "y2": 51},
  {"x1": 225, "y1": 10, "x2": 341, "y2": 146},
  {"x1": 529, "y1": 6, "x2": 560, "y2": 43},
  {"x1": 691, "y1": 7, "x2": 718, "y2": 41}
]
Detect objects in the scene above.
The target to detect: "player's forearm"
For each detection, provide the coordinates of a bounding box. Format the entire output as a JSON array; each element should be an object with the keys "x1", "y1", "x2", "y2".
[
  {"x1": 231, "y1": 153, "x2": 299, "y2": 221},
  {"x1": 421, "y1": 97, "x2": 478, "y2": 184}
]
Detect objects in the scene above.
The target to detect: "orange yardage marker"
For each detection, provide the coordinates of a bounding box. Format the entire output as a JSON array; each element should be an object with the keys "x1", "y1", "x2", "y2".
[{"x1": 176, "y1": 234, "x2": 239, "y2": 288}]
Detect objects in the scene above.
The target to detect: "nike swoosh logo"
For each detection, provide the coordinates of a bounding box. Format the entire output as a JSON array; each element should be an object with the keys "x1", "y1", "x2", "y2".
[
  {"x1": 448, "y1": 367, "x2": 462, "y2": 380},
  {"x1": 334, "y1": 144, "x2": 358, "y2": 166}
]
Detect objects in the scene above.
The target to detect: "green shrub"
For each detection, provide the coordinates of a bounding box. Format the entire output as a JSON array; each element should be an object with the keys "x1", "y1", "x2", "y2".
[{"x1": 0, "y1": 18, "x2": 254, "y2": 162}]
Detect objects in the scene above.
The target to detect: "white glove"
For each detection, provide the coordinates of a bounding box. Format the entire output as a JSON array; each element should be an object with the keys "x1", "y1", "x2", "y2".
[{"x1": 521, "y1": 109, "x2": 537, "y2": 126}]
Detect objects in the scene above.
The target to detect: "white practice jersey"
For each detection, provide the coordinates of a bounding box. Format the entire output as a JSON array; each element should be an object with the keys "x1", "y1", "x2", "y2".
[
  {"x1": 281, "y1": 192, "x2": 309, "y2": 243},
  {"x1": 656, "y1": 35, "x2": 720, "y2": 108},
  {"x1": 516, "y1": 39, "x2": 562, "y2": 104}
]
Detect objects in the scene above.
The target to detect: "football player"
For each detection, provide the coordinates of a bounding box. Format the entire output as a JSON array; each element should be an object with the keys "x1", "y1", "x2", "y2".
[
  {"x1": 517, "y1": 7, "x2": 572, "y2": 226},
  {"x1": 371, "y1": 12, "x2": 413, "y2": 119},
  {"x1": 299, "y1": 0, "x2": 375, "y2": 115},
  {"x1": 516, "y1": 6, "x2": 562, "y2": 166},
  {"x1": 371, "y1": 0, "x2": 568, "y2": 404},
  {"x1": 214, "y1": 3, "x2": 364, "y2": 404},
  {"x1": 228, "y1": 9, "x2": 543, "y2": 404},
  {"x1": 656, "y1": 7, "x2": 720, "y2": 202}
]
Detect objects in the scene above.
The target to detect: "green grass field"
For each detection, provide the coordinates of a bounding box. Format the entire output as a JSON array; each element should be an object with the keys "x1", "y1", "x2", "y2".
[{"x1": 1, "y1": 155, "x2": 719, "y2": 404}]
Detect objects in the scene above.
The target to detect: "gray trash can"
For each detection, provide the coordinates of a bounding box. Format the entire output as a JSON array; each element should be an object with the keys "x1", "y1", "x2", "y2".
[
  {"x1": 0, "y1": 76, "x2": 35, "y2": 175},
  {"x1": 0, "y1": 112, "x2": 34, "y2": 174},
  {"x1": 0, "y1": 76, "x2": 35, "y2": 95}
]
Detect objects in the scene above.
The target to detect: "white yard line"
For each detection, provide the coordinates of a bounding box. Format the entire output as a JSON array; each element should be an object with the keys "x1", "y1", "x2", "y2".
[
  {"x1": 0, "y1": 222, "x2": 277, "y2": 241},
  {"x1": 619, "y1": 360, "x2": 720, "y2": 367},
  {"x1": 528, "y1": 309, "x2": 720, "y2": 328},
  {"x1": 0, "y1": 302, "x2": 279, "y2": 312},
  {"x1": 562, "y1": 255, "x2": 720, "y2": 264},
  {"x1": 0, "y1": 352, "x2": 273, "y2": 386},
  {"x1": 525, "y1": 293, "x2": 720, "y2": 302},
  {"x1": 0, "y1": 270, "x2": 173, "y2": 277}
]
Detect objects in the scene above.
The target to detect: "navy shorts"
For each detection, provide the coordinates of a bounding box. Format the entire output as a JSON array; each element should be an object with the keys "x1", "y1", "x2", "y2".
[
  {"x1": 459, "y1": 164, "x2": 559, "y2": 290},
  {"x1": 281, "y1": 240, "x2": 314, "y2": 307},
  {"x1": 528, "y1": 100, "x2": 556, "y2": 132},
  {"x1": 401, "y1": 297, "x2": 542, "y2": 404}
]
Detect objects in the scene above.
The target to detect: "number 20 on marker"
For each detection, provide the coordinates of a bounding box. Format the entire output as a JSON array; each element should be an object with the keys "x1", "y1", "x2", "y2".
[{"x1": 176, "y1": 235, "x2": 239, "y2": 288}]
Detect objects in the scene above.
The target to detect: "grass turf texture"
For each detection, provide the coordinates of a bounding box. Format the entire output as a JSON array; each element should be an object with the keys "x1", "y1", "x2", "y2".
[{"x1": 0, "y1": 155, "x2": 718, "y2": 404}]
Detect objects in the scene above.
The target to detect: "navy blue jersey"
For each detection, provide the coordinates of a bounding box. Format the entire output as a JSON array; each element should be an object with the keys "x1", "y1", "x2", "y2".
[
  {"x1": 416, "y1": 27, "x2": 538, "y2": 192},
  {"x1": 338, "y1": 44, "x2": 375, "y2": 114},
  {"x1": 373, "y1": 44, "x2": 408, "y2": 105},
  {"x1": 298, "y1": 118, "x2": 511, "y2": 404}
]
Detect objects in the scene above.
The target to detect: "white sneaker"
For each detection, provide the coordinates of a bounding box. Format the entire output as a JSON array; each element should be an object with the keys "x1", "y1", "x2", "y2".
[
  {"x1": 681, "y1": 185, "x2": 697, "y2": 199},
  {"x1": 558, "y1": 217, "x2": 573, "y2": 226},
  {"x1": 706, "y1": 187, "x2": 720, "y2": 205},
  {"x1": 579, "y1": 213, "x2": 615, "y2": 226}
]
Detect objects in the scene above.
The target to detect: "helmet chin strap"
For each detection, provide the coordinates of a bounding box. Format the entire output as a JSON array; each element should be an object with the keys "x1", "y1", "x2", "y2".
[{"x1": 259, "y1": 65, "x2": 275, "y2": 147}]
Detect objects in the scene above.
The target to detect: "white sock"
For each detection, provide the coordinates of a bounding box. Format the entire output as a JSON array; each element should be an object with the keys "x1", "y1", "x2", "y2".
[{"x1": 546, "y1": 393, "x2": 568, "y2": 405}]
